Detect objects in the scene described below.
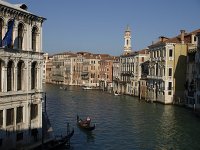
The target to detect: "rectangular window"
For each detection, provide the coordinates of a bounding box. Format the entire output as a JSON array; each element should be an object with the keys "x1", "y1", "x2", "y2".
[
  {"x1": 194, "y1": 36, "x2": 196, "y2": 42},
  {"x1": 157, "y1": 51, "x2": 159, "y2": 57},
  {"x1": 16, "y1": 107, "x2": 23, "y2": 124},
  {"x1": 0, "y1": 110, "x2": 3, "y2": 127},
  {"x1": 135, "y1": 82, "x2": 137, "y2": 86},
  {"x1": 31, "y1": 104, "x2": 38, "y2": 120},
  {"x1": 169, "y1": 68, "x2": 172, "y2": 76},
  {"x1": 169, "y1": 49, "x2": 173, "y2": 57},
  {"x1": 6, "y1": 108, "x2": 14, "y2": 126},
  {"x1": 168, "y1": 82, "x2": 172, "y2": 90}
]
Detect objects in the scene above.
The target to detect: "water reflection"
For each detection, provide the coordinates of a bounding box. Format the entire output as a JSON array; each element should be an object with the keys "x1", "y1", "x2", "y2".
[{"x1": 44, "y1": 84, "x2": 200, "y2": 150}]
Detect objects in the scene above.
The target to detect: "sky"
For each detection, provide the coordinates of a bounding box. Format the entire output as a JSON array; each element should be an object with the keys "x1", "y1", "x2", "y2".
[{"x1": 7, "y1": 0, "x2": 200, "y2": 56}]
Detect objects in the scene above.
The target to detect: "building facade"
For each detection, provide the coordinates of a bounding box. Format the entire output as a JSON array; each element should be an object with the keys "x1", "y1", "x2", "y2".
[
  {"x1": 131, "y1": 49, "x2": 149, "y2": 97},
  {"x1": 147, "y1": 29, "x2": 199, "y2": 104},
  {"x1": 0, "y1": 1, "x2": 46, "y2": 149},
  {"x1": 195, "y1": 32, "x2": 200, "y2": 111},
  {"x1": 112, "y1": 57, "x2": 120, "y2": 93},
  {"x1": 183, "y1": 30, "x2": 199, "y2": 109},
  {"x1": 99, "y1": 56, "x2": 114, "y2": 91},
  {"x1": 44, "y1": 55, "x2": 53, "y2": 83}
]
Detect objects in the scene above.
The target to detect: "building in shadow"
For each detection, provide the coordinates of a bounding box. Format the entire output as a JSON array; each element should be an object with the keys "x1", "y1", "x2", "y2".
[{"x1": 0, "y1": 1, "x2": 46, "y2": 149}]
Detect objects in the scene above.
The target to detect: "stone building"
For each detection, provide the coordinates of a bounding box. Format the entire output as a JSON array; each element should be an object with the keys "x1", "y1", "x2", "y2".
[
  {"x1": 131, "y1": 49, "x2": 149, "y2": 97},
  {"x1": 147, "y1": 29, "x2": 199, "y2": 104},
  {"x1": 99, "y1": 55, "x2": 114, "y2": 91},
  {"x1": 84, "y1": 54, "x2": 100, "y2": 87},
  {"x1": 181, "y1": 29, "x2": 200, "y2": 109},
  {"x1": 116, "y1": 26, "x2": 133, "y2": 94},
  {"x1": 195, "y1": 32, "x2": 200, "y2": 111},
  {"x1": 0, "y1": 1, "x2": 46, "y2": 149},
  {"x1": 112, "y1": 57, "x2": 120, "y2": 93}
]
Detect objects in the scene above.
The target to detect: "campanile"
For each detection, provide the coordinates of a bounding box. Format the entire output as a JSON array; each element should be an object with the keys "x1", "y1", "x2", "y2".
[{"x1": 123, "y1": 25, "x2": 132, "y2": 55}]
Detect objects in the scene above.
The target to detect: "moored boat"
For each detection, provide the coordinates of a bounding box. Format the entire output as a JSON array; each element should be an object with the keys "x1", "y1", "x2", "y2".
[
  {"x1": 82, "y1": 86, "x2": 93, "y2": 90},
  {"x1": 114, "y1": 91, "x2": 121, "y2": 96},
  {"x1": 34, "y1": 123, "x2": 74, "y2": 150}
]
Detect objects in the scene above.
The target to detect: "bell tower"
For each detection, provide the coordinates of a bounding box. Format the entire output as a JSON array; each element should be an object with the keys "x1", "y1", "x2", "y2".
[{"x1": 123, "y1": 25, "x2": 132, "y2": 55}]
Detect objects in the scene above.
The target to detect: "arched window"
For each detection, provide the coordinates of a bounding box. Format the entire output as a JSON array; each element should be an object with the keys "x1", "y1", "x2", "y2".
[
  {"x1": 7, "y1": 60, "x2": 14, "y2": 91},
  {"x1": 18, "y1": 23, "x2": 24, "y2": 49},
  {"x1": 0, "y1": 18, "x2": 3, "y2": 46},
  {"x1": 7, "y1": 20, "x2": 14, "y2": 48},
  {"x1": 32, "y1": 27, "x2": 38, "y2": 51},
  {"x1": 126, "y1": 39, "x2": 129, "y2": 46},
  {"x1": 31, "y1": 62, "x2": 37, "y2": 89},
  {"x1": 17, "y1": 61, "x2": 24, "y2": 90}
]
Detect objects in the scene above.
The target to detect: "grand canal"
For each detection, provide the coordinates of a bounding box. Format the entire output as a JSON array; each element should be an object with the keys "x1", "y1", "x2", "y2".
[{"x1": 44, "y1": 84, "x2": 200, "y2": 150}]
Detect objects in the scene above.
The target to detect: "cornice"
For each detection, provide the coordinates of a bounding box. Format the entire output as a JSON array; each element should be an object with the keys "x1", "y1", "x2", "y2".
[{"x1": 0, "y1": 4, "x2": 46, "y2": 24}]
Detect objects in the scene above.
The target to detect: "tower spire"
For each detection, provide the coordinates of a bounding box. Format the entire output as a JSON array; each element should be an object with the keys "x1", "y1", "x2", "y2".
[{"x1": 123, "y1": 25, "x2": 132, "y2": 55}]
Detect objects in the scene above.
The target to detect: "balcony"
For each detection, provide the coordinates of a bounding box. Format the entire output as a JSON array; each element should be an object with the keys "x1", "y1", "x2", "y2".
[
  {"x1": 147, "y1": 75, "x2": 165, "y2": 80},
  {"x1": 162, "y1": 57, "x2": 166, "y2": 61},
  {"x1": 0, "y1": 47, "x2": 44, "y2": 61},
  {"x1": 82, "y1": 77, "x2": 89, "y2": 80},
  {"x1": 81, "y1": 72, "x2": 89, "y2": 76},
  {"x1": 121, "y1": 71, "x2": 133, "y2": 76},
  {"x1": 113, "y1": 77, "x2": 120, "y2": 81},
  {"x1": 188, "y1": 45, "x2": 197, "y2": 53}
]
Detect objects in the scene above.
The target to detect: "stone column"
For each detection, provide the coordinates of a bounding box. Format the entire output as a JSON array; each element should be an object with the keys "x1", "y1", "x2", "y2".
[
  {"x1": 3, "y1": 109, "x2": 6, "y2": 128},
  {"x1": 27, "y1": 61, "x2": 32, "y2": 92},
  {"x1": 36, "y1": 33, "x2": 40, "y2": 52},
  {"x1": 2, "y1": 66, "x2": 7, "y2": 92},
  {"x1": 28, "y1": 25, "x2": 32, "y2": 51},
  {"x1": 13, "y1": 65, "x2": 17, "y2": 92},
  {"x1": 37, "y1": 66, "x2": 40, "y2": 90}
]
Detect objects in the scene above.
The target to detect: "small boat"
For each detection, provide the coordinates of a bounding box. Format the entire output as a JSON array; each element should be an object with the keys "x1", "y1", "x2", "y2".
[
  {"x1": 34, "y1": 124, "x2": 74, "y2": 150},
  {"x1": 82, "y1": 86, "x2": 93, "y2": 90},
  {"x1": 77, "y1": 115, "x2": 95, "y2": 131},
  {"x1": 60, "y1": 86, "x2": 67, "y2": 90},
  {"x1": 114, "y1": 91, "x2": 121, "y2": 96}
]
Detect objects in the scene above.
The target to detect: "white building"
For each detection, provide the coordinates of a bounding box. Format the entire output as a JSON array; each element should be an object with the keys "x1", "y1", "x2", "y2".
[
  {"x1": 147, "y1": 29, "x2": 199, "y2": 104},
  {"x1": 0, "y1": 1, "x2": 46, "y2": 149}
]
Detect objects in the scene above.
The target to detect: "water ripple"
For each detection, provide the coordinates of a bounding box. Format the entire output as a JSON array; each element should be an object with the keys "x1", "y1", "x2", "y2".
[{"x1": 44, "y1": 84, "x2": 200, "y2": 150}]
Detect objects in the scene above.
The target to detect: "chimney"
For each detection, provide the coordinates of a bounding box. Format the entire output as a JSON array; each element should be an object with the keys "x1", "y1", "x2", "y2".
[
  {"x1": 159, "y1": 36, "x2": 164, "y2": 42},
  {"x1": 159, "y1": 36, "x2": 168, "y2": 42},
  {"x1": 180, "y1": 30, "x2": 185, "y2": 44}
]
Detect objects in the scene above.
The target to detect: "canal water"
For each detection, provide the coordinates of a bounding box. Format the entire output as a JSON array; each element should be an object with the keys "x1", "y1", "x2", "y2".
[{"x1": 44, "y1": 84, "x2": 200, "y2": 150}]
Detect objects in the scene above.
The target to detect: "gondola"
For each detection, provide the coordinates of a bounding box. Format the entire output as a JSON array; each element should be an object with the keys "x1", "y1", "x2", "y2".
[
  {"x1": 77, "y1": 115, "x2": 95, "y2": 131},
  {"x1": 34, "y1": 125, "x2": 74, "y2": 150},
  {"x1": 45, "y1": 129, "x2": 74, "y2": 150}
]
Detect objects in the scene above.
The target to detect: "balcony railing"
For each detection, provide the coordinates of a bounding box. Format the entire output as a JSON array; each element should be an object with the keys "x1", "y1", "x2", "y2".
[{"x1": 147, "y1": 75, "x2": 165, "y2": 80}]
